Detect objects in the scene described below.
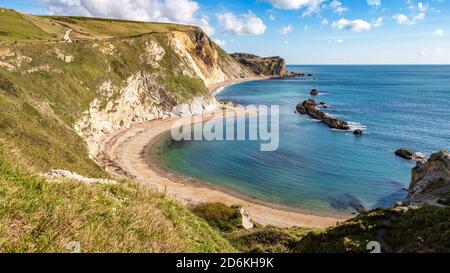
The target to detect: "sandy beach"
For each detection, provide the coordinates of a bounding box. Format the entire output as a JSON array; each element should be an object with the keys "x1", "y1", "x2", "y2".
[{"x1": 98, "y1": 77, "x2": 349, "y2": 228}]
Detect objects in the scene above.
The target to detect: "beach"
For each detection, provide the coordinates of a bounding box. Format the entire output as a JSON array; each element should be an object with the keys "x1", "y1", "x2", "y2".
[{"x1": 98, "y1": 77, "x2": 348, "y2": 228}]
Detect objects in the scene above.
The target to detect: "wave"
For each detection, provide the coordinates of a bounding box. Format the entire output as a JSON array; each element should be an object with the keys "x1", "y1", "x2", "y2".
[{"x1": 347, "y1": 122, "x2": 367, "y2": 131}]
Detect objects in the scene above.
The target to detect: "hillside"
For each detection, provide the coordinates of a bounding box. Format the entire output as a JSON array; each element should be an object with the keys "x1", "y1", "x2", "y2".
[
  {"x1": 0, "y1": 8, "x2": 255, "y2": 176},
  {"x1": 0, "y1": 144, "x2": 234, "y2": 252}
]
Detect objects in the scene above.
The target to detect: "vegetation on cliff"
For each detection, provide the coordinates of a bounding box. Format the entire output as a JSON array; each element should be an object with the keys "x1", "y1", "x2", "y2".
[
  {"x1": 0, "y1": 144, "x2": 235, "y2": 252},
  {"x1": 295, "y1": 206, "x2": 450, "y2": 253}
]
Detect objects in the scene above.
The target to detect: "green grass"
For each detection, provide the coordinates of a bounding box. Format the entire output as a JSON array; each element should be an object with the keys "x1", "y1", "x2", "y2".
[
  {"x1": 191, "y1": 203, "x2": 319, "y2": 253},
  {"x1": 46, "y1": 16, "x2": 196, "y2": 40},
  {"x1": 192, "y1": 203, "x2": 243, "y2": 232},
  {"x1": 0, "y1": 9, "x2": 53, "y2": 44},
  {"x1": 226, "y1": 226, "x2": 319, "y2": 253},
  {"x1": 0, "y1": 144, "x2": 235, "y2": 253},
  {"x1": 295, "y1": 206, "x2": 450, "y2": 253}
]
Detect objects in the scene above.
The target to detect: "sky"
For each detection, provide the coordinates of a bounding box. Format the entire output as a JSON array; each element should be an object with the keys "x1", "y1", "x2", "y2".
[{"x1": 1, "y1": 0, "x2": 450, "y2": 64}]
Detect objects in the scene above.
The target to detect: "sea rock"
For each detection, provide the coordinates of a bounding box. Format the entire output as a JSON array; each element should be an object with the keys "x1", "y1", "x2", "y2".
[
  {"x1": 395, "y1": 149, "x2": 414, "y2": 160},
  {"x1": 353, "y1": 129, "x2": 364, "y2": 136},
  {"x1": 283, "y1": 71, "x2": 305, "y2": 78},
  {"x1": 296, "y1": 99, "x2": 351, "y2": 130},
  {"x1": 402, "y1": 150, "x2": 450, "y2": 206},
  {"x1": 310, "y1": 89, "x2": 319, "y2": 96},
  {"x1": 319, "y1": 102, "x2": 328, "y2": 108}
]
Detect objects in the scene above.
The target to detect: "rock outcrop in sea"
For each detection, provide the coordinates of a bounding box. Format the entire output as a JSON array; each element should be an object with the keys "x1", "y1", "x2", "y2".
[
  {"x1": 296, "y1": 99, "x2": 351, "y2": 130},
  {"x1": 395, "y1": 149, "x2": 425, "y2": 162},
  {"x1": 310, "y1": 89, "x2": 319, "y2": 96}
]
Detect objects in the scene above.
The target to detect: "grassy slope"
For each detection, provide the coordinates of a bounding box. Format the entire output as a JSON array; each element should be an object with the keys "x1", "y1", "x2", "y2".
[
  {"x1": 0, "y1": 144, "x2": 235, "y2": 253},
  {"x1": 0, "y1": 8, "x2": 196, "y2": 44},
  {"x1": 295, "y1": 206, "x2": 450, "y2": 253},
  {"x1": 0, "y1": 9, "x2": 53, "y2": 44}
]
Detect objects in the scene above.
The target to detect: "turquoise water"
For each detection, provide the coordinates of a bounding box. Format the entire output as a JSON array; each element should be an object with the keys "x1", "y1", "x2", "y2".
[{"x1": 160, "y1": 65, "x2": 450, "y2": 216}]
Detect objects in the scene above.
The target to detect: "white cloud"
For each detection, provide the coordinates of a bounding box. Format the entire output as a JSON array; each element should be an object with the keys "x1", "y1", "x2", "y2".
[
  {"x1": 367, "y1": 0, "x2": 381, "y2": 6},
  {"x1": 433, "y1": 29, "x2": 447, "y2": 37},
  {"x1": 394, "y1": 2, "x2": 428, "y2": 25},
  {"x1": 372, "y1": 17, "x2": 383, "y2": 28},
  {"x1": 217, "y1": 12, "x2": 267, "y2": 36},
  {"x1": 38, "y1": 0, "x2": 215, "y2": 35},
  {"x1": 264, "y1": 0, "x2": 325, "y2": 16},
  {"x1": 213, "y1": 39, "x2": 227, "y2": 46},
  {"x1": 330, "y1": 0, "x2": 348, "y2": 14},
  {"x1": 265, "y1": 0, "x2": 321, "y2": 10},
  {"x1": 321, "y1": 18, "x2": 329, "y2": 25},
  {"x1": 417, "y1": 2, "x2": 428, "y2": 12},
  {"x1": 392, "y1": 13, "x2": 425, "y2": 25},
  {"x1": 279, "y1": 24, "x2": 294, "y2": 35},
  {"x1": 332, "y1": 18, "x2": 372, "y2": 32}
]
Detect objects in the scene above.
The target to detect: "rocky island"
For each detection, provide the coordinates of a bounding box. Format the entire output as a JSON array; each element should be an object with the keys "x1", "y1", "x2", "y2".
[{"x1": 296, "y1": 99, "x2": 351, "y2": 130}]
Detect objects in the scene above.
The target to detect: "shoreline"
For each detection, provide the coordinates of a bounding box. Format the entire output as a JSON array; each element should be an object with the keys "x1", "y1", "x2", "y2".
[{"x1": 98, "y1": 77, "x2": 349, "y2": 228}]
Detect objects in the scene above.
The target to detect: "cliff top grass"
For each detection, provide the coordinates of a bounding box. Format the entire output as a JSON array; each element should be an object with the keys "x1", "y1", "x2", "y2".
[
  {"x1": 0, "y1": 143, "x2": 235, "y2": 253},
  {"x1": 0, "y1": 8, "x2": 197, "y2": 45}
]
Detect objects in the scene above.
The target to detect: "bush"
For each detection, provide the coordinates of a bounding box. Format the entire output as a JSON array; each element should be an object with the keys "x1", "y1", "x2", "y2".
[{"x1": 192, "y1": 203, "x2": 243, "y2": 232}]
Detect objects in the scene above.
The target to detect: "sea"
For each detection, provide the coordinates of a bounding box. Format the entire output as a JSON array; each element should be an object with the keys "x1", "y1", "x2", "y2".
[{"x1": 159, "y1": 65, "x2": 450, "y2": 216}]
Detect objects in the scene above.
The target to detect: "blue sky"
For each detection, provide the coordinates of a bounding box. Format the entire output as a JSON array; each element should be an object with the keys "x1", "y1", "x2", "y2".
[{"x1": 1, "y1": 0, "x2": 450, "y2": 64}]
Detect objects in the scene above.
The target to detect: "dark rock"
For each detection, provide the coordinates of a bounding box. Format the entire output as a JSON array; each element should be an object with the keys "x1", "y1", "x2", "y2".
[
  {"x1": 283, "y1": 71, "x2": 305, "y2": 78},
  {"x1": 310, "y1": 89, "x2": 319, "y2": 96},
  {"x1": 319, "y1": 102, "x2": 328, "y2": 108},
  {"x1": 296, "y1": 99, "x2": 351, "y2": 130},
  {"x1": 353, "y1": 129, "x2": 364, "y2": 136},
  {"x1": 395, "y1": 149, "x2": 414, "y2": 160}
]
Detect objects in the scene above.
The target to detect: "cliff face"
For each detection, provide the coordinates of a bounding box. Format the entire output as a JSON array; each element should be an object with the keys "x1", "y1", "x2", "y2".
[
  {"x1": 230, "y1": 53, "x2": 287, "y2": 77},
  {"x1": 404, "y1": 151, "x2": 450, "y2": 206},
  {"x1": 0, "y1": 12, "x2": 255, "y2": 175}
]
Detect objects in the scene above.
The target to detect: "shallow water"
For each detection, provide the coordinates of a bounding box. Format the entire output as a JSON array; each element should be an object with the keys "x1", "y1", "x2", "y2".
[{"x1": 160, "y1": 65, "x2": 450, "y2": 216}]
